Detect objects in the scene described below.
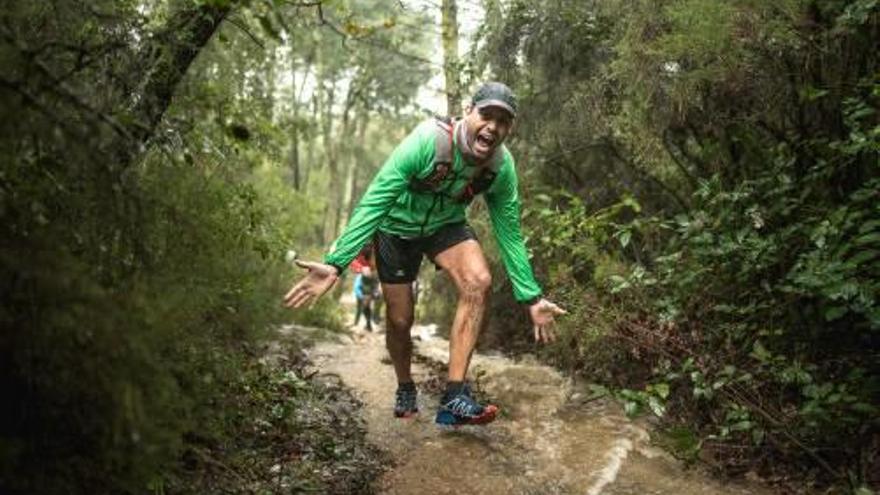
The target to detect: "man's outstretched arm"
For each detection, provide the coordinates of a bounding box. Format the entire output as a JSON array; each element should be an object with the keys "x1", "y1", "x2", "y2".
[
  {"x1": 284, "y1": 260, "x2": 339, "y2": 308},
  {"x1": 485, "y1": 157, "x2": 566, "y2": 342},
  {"x1": 324, "y1": 122, "x2": 433, "y2": 271},
  {"x1": 284, "y1": 122, "x2": 432, "y2": 308}
]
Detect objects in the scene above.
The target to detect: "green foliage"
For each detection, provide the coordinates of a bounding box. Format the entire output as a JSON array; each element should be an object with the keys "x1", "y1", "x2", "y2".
[
  {"x1": 1, "y1": 145, "x2": 291, "y2": 494},
  {"x1": 478, "y1": 0, "x2": 880, "y2": 489},
  {"x1": 0, "y1": 0, "x2": 395, "y2": 492}
]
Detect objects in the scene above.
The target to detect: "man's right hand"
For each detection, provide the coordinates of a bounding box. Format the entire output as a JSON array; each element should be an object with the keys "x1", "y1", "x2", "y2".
[{"x1": 283, "y1": 260, "x2": 339, "y2": 309}]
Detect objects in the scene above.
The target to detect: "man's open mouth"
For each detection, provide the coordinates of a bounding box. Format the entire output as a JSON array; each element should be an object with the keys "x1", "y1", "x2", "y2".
[{"x1": 475, "y1": 133, "x2": 495, "y2": 151}]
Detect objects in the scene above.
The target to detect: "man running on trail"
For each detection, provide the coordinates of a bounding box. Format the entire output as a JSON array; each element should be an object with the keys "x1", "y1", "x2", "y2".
[
  {"x1": 353, "y1": 267, "x2": 380, "y2": 332},
  {"x1": 284, "y1": 82, "x2": 566, "y2": 426}
]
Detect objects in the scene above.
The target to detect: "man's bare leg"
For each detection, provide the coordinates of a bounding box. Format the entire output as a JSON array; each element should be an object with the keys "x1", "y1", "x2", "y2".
[
  {"x1": 433, "y1": 240, "x2": 492, "y2": 382},
  {"x1": 381, "y1": 283, "x2": 415, "y2": 383}
]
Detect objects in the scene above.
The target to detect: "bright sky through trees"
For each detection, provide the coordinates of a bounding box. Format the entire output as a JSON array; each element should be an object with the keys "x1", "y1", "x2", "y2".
[{"x1": 405, "y1": 0, "x2": 485, "y2": 114}]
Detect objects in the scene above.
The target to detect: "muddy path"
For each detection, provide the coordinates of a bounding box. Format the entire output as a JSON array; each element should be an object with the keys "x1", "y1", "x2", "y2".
[{"x1": 309, "y1": 323, "x2": 772, "y2": 495}]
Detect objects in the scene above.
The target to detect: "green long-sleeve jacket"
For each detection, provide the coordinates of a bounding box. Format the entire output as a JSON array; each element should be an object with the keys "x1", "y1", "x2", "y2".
[{"x1": 324, "y1": 119, "x2": 542, "y2": 303}]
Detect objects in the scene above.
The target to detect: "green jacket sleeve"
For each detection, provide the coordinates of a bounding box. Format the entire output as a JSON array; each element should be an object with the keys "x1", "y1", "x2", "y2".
[
  {"x1": 324, "y1": 122, "x2": 432, "y2": 270},
  {"x1": 484, "y1": 154, "x2": 543, "y2": 303}
]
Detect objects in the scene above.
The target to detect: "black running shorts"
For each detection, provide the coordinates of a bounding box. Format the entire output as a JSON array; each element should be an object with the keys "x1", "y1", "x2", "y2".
[{"x1": 374, "y1": 222, "x2": 478, "y2": 284}]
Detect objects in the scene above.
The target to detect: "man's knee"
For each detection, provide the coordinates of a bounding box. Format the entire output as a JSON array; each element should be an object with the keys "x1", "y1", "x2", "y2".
[
  {"x1": 459, "y1": 270, "x2": 492, "y2": 300},
  {"x1": 385, "y1": 316, "x2": 414, "y2": 354},
  {"x1": 387, "y1": 314, "x2": 414, "y2": 332}
]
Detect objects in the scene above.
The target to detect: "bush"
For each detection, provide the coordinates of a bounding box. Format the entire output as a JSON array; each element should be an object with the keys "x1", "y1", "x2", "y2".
[
  {"x1": 477, "y1": 0, "x2": 880, "y2": 489},
  {"x1": 0, "y1": 139, "x2": 304, "y2": 492}
]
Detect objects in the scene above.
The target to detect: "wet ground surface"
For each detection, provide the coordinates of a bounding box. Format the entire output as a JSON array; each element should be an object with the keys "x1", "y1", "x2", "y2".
[{"x1": 309, "y1": 322, "x2": 773, "y2": 495}]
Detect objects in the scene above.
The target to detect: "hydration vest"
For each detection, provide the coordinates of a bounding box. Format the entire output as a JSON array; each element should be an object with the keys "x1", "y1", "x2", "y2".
[{"x1": 408, "y1": 117, "x2": 503, "y2": 204}]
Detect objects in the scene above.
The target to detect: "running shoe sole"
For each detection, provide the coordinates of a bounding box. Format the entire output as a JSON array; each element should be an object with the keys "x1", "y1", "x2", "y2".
[{"x1": 435, "y1": 404, "x2": 499, "y2": 426}]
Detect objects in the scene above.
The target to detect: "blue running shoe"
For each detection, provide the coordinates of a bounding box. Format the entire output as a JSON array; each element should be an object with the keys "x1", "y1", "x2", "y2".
[
  {"x1": 394, "y1": 385, "x2": 419, "y2": 418},
  {"x1": 435, "y1": 385, "x2": 499, "y2": 426}
]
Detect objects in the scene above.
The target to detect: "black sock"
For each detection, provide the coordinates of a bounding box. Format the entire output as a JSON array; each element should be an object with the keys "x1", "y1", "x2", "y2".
[
  {"x1": 444, "y1": 381, "x2": 465, "y2": 400},
  {"x1": 398, "y1": 381, "x2": 416, "y2": 392}
]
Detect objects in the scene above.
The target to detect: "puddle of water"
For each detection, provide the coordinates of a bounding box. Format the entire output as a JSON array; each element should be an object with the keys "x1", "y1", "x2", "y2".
[{"x1": 310, "y1": 324, "x2": 772, "y2": 495}]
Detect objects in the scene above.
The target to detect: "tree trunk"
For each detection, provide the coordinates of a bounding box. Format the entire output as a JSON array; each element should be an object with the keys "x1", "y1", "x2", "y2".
[
  {"x1": 320, "y1": 79, "x2": 339, "y2": 244},
  {"x1": 441, "y1": 0, "x2": 461, "y2": 116},
  {"x1": 306, "y1": 94, "x2": 319, "y2": 193},
  {"x1": 332, "y1": 81, "x2": 360, "y2": 238},
  {"x1": 126, "y1": 3, "x2": 232, "y2": 151},
  {"x1": 348, "y1": 113, "x2": 370, "y2": 218},
  {"x1": 341, "y1": 110, "x2": 370, "y2": 230},
  {"x1": 289, "y1": 54, "x2": 301, "y2": 190}
]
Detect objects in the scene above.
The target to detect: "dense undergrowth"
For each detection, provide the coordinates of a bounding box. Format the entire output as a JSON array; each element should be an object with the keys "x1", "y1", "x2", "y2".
[
  {"x1": 0, "y1": 2, "x2": 363, "y2": 493},
  {"x1": 0, "y1": 127, "x2": 354, "y2": 493},
  {"x1": 464, "y1": 0, "x2": 879, "y2": 491},
  {"x1": 163, "y1": 336, "x2": 384, "y2": 494}
]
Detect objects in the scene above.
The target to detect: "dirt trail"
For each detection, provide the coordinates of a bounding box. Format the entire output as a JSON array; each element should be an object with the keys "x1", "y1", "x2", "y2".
[{"x1": 309, "y1": 323, "x2": 772, "y2": 495}]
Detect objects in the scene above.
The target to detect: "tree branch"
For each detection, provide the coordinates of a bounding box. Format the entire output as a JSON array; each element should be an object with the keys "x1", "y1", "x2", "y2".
[
  {"x1": 315, "y1": 2, "x2": 439, "y2": 67},
  {"x1": 227, "y1": 16, "x2": 265, "y2": 49},
  {"x1": 0, "y1": 76, "x2": 89, "y2": 140},
  {"x1": 662, "y1": 128, "x2": 701, "y2": 192},
  {"x1": 281, "y1": 0, "x2": 324, "y2": 6},
  {"x1": 603, "y1": 138, "x2": 690, "y2": 211},
  {"x1": 0, "y1": 25, "x2": 136, "y2": 141}
]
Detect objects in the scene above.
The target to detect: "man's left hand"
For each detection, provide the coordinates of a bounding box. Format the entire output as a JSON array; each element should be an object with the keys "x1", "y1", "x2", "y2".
[{"x1": 528, "y1": 298, "x2": 567, "y2": 343}]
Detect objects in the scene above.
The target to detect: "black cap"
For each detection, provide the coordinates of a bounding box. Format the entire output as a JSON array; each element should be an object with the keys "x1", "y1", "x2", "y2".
[{"x1": 471, "y1": 81, "x2": 517, "y2": 117}]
